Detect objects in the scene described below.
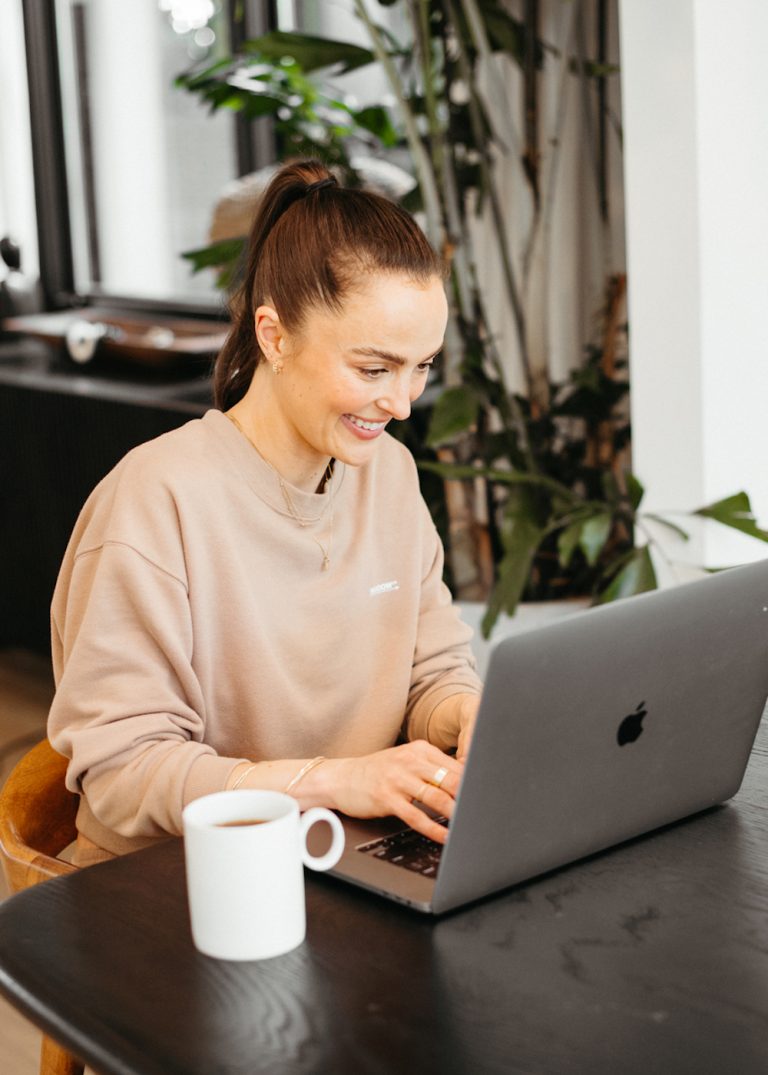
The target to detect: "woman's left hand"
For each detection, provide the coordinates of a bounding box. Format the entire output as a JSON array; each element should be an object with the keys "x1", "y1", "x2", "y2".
[{"x1": 317, "y1": 741, "x2": 465, "y2": 844}]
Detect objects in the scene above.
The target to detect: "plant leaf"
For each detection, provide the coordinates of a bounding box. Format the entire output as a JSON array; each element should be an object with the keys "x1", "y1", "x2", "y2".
[
  {"x1": 243, "y1": 31, "x2": 375, "y2": 74},
  {"x1": 481, "y1": 507, "x2": 545, "y2": 637},
  {"x1": 426, "y1": 386, "x2": 479, "y2": 446},
  {"x1": 597, "y1": 546, "x2": 658, "y2": 603},
  {"x1": 579, "y1": 512, "x2": 612, "y2": 567},
  {"x1": 557, "y1": 519, "x2": 583, "y2": 568},
  {"x1": 175, "y1": 57, "x2": 236, "y2": 89},
  {"x1": 625, "y1": 472, "x2": 644, "y2": 511},
  {"x1": 483, "y1": 9, "x2": 526, "y2": 64},
  {"x1": 642, "y1": 513, "x2": 691, "y2": 542},
  {"x1": 600, "y1": 470, "x2": 621, "y2": 505},
  {"x1": 350, "y1": 105, "x2": 400, "y2": 147},
  {"x1": 569, "y1": 59, "x2": 621, "y2": 78},
  {"x1": 694, "y1": 491, "x2": 768, "y2": 543},
  {"x1": 417, "y1": 459, "x2": 577, "y2": 501},
  {"x1": 182, "y1": 238, "x2": 246, "y2": 272},
  {"x1": 225, "y1": 90, "x2": 287, "y2": 118}
]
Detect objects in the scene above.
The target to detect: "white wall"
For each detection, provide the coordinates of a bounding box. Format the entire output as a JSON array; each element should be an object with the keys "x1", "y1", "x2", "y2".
[{"x1": 619, "y1": 0, "x2": 768, "y2": 573}]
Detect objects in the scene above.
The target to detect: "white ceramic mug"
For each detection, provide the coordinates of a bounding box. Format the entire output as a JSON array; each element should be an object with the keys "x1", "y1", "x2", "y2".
[{"x1": 182, "y1": 789, "x2": 345, "y2": 961}]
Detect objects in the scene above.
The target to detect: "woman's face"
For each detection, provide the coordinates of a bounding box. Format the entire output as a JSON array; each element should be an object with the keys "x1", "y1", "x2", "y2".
[{"x1": 255, "y1": 272, "x2": 448, "y2": 477}]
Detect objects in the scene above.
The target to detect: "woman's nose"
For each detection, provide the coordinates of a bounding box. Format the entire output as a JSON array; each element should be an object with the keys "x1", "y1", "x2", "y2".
[{"x1": 377, "y1": 381, "x2": 412, "y2": 421}]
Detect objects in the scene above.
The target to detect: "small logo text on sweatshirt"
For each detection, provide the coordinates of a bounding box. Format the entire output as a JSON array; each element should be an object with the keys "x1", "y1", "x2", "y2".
[{"x1": 369, "y1": 580, "x2": 400, "y2": 596}]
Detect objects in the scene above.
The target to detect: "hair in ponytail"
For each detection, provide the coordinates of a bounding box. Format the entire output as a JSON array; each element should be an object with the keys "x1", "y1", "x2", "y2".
[{"x1": 214, "y1": 159, "x2": 444, "y2": 411}]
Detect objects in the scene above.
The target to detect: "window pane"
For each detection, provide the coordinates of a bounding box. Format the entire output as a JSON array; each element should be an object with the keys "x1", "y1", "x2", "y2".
[
  {"x1": 55, "y1": 0, "x2": 238, "y2": 305},
  {"x1": 0, "y1": 0, "x2": 38, "y2": 280}
]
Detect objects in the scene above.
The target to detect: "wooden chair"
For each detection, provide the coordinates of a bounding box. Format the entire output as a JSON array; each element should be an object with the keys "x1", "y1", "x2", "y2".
[{"x1": 0, "y1": 739, "x2": 85, "y2": 1075}]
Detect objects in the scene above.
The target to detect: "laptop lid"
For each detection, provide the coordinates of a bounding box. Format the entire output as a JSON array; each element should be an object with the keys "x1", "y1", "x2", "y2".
[
  {"x1": 432, "y1": 559, "x2": 768, "y2": 912},
  {"x1": 326, "y1": 560, "x2": 768, "y2": 914}
]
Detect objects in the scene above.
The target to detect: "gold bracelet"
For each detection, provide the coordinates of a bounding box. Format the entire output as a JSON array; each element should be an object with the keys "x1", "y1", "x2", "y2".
[
  {"x1": 284, "y1": 756, "x2": 326, "y2": 796},
  {"x1": 230, "y1": 763, "x2": 258, "y2": 791}
]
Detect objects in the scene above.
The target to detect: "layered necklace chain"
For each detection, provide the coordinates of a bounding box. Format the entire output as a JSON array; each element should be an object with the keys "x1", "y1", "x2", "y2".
[{"x1": 226, "y1": 412, "x2": 336, "y2": 571}]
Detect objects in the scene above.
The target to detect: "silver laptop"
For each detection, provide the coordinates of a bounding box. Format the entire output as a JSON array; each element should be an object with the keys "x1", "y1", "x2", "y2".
[{"x1": 320, "y1": 559, "x2": 768, "y2": 914}]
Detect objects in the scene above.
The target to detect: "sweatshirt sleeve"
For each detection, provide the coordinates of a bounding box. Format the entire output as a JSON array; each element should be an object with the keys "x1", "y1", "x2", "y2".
[
  {"x1": 48, "y1": 540, "x2": 244, "y2": 841},
  {"x1": 403, "y1": 501, "x2": 482, "y2": 748}
]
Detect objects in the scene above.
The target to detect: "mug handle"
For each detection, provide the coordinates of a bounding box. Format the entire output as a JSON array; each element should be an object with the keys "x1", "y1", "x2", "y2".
[{"x1": 300, "y1": 808, "x2": 346, "y2": 872}]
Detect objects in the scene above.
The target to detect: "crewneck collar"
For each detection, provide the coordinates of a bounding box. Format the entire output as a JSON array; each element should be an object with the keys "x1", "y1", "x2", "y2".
[{"x1": 204, "y1": 409, "x2": 347, "y2": 522}]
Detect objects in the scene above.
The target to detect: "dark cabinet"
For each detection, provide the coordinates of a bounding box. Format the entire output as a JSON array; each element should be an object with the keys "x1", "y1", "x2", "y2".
[{"x1": 0, "y1": 343, "x2": 210, "y2": 653}]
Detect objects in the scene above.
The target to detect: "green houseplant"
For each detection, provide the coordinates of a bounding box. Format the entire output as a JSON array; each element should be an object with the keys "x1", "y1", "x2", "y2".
[{"x1": 177, "y1": 1, "x2": 767, "y2": 636}]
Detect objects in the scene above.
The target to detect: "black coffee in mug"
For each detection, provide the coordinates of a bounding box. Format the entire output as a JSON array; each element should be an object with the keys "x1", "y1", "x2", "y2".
[{"x1": 216, "y1": 818, "x2": 269, "y2": 827}]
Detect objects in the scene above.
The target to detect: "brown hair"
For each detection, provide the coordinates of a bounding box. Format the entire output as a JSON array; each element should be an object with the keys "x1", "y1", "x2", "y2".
[{"x1": 214, "y1": 158, "x2": 444, "y2": 411}]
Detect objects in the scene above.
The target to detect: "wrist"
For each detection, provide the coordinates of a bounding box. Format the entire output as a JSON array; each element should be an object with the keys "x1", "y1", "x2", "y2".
[
  {"x1": 284, "y1": 755, "x2": 326, "y2": 795},
  {"x1": 225, "y1": 760, "x2": 256, "y2": 791},
  {"x1": 291, "y1": 756, "x2": 348, "y2": 812}
]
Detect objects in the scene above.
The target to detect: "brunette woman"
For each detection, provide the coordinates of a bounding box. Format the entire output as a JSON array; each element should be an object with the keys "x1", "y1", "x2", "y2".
[{"x1": 48, "y1": 159, "x2": 481, "y2": 865}]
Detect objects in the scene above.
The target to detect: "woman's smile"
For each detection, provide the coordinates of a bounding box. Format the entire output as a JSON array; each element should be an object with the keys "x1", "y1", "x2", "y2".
[{"x1": 341, "y1": 414, "x2": 389, "y2": 439}]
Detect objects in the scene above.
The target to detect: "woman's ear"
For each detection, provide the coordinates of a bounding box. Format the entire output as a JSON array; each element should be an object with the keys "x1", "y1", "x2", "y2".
[{"x1": 254, "y1": 304, "x2": 285, "y2": 362}]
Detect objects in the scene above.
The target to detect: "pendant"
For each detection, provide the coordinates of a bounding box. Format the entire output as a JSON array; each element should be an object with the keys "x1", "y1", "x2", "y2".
[{"x1": 321, "y1": 554, "x2": 330, "y2": 571}]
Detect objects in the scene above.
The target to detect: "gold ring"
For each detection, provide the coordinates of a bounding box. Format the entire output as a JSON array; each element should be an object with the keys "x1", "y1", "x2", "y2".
[
  {"x1": 413, "y1": 782, "x2": 430, "y2": 804},
  {"x1": 429, "y1": 766, "x2": 449, "y2": 789}
]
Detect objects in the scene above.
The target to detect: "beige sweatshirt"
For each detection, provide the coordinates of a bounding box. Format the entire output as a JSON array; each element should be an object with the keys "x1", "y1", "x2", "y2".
[{"x1": 48, "y1": 410, "x2": 481, "y2": 856}]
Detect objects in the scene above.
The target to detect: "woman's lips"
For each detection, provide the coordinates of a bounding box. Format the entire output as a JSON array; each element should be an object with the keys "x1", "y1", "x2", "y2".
[{"x1": 341, "y1": 414, "x2": 387, "y2": 440}]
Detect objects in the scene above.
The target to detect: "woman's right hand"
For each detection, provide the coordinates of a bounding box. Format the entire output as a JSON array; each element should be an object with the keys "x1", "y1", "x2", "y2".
[{"x1": 315, "y1": 741, "x2": 464, "y2": 845}]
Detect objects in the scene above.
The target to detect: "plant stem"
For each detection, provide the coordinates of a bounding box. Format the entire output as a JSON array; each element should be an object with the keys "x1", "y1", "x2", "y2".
[
  {"x1": 459, "y1": 0, "x2": 523, "y2": 158},
  {"x1": 449, "y1": 0, "x2": 534, "y2": 401},
  {"x1": 413, "y1": 1, "x2": 441, "y2": 181},
  {"x1": 574, "y1": 2, "x2": 606, "y2": 265},
  {"x1": 596, "y1": 0, "x2": 609, "y2": 224},
  {"x1": 351, "y1": 0, "x2": 443, "y2": 250},
  {"x1": 522, "y1": 0, "x2": 576, "y2": 281},
  {"x1": 522, "y1": 0, "x2": 540, "y2": 208},
  {"x1": 408, "y1": 2, "x2": 472, "y2": 328}
]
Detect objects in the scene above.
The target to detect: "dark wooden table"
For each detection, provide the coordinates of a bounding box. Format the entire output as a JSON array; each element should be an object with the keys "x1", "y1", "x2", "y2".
[{"x1": 1, "y1": 719, "x2": 767, "y2": 1075}]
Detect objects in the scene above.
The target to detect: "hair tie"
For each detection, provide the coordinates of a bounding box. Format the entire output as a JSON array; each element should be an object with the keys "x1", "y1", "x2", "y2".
[{"x1": 304, "y1": 177, "x2": 337, "y2": 195}]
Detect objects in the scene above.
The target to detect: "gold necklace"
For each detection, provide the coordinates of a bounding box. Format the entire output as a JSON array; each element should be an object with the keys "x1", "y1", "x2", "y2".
[{"x1": 226, "y1": 411, "x2": 335, "y2": 571}]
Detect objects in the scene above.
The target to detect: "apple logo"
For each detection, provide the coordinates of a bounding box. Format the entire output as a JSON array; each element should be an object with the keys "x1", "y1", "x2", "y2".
[{"x1": 617, "y1": 701, "x2": 647, "y2": 746}]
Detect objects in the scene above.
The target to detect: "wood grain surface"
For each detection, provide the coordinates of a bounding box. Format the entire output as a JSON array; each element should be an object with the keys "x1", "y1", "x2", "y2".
[{"x1": 0, "y1": 719, "x2": 766, "y2": 1075}]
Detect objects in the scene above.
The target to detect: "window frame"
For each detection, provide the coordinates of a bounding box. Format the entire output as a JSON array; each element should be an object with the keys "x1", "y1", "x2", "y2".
[{"x1": 21, "y1": 0, "x2": 276, "y2": 316}]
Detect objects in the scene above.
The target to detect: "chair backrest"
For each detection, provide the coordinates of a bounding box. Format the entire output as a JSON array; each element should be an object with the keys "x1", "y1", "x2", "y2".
[{"x1": 0, "y1": 739, "x2": 79, "y2": 893}]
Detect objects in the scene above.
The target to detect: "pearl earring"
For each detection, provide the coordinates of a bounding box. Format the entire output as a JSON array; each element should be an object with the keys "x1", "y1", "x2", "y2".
[{"x1": 272, "y1": 359, "x2": 284, "y2": 375}]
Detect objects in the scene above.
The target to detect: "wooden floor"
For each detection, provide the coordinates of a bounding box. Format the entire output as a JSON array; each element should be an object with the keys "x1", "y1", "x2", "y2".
[{"x1": 0, "y1": 648, "x2": 56, "y2": 1074}]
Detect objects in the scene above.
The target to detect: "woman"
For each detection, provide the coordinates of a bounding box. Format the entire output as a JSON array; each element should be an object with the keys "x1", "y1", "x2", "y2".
[{"x1": 48, "y1": 159, "x2": 482, "y2": 866}]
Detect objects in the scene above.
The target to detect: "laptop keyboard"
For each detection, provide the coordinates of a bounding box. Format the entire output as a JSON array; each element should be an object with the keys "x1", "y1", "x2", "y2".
[{"x1": 356, "y1": 817, "x2": 448, "y2": 878}]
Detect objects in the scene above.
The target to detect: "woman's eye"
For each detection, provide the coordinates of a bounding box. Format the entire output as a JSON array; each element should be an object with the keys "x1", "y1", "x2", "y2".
[
  {"x1": 361, "y1": 368, "x2": 387, "y2": 379},
  {"x1": 417, "y1": 362, "x2": 434, "y2": 374}
]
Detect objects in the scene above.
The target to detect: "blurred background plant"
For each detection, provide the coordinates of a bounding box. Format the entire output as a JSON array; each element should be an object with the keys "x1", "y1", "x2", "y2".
[{"x1": 177, "y1": 1, "x2": 767, "y2": 635}]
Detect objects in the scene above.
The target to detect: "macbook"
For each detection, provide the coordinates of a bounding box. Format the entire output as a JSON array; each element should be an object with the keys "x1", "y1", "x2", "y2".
[{"x1": 320, "y1": 559, "x2": 768, "y2": 913}]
